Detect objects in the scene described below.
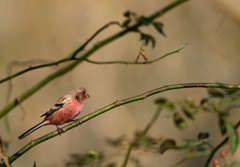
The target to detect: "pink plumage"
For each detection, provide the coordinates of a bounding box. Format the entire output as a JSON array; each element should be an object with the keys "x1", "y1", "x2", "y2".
[{"x1": 18, "y1": 87, "x2": 90, "y2": 140}]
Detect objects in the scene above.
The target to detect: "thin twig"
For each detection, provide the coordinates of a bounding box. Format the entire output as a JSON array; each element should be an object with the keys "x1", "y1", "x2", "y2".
[
  {"x1": 85, "y1": 43, "x2": 187, "y2": 65},
  {"x1": 171, "y1": 151, "x2": 211, "y2": 167},
  {"x1": 1, "y1": 82, "x2": 240, "y2": 166},
  {"x1": 71, "y1": 21, "x2": 122, "y2": 59},
  {"x1": 0, "y1": 57, "x2": 70, "y2": 85},
  {"x1": 135, "y1": 42, "x2": 147, "y2": 62},
  {"x1": 0, "y1": 0, "x2": 189, "y2": 119},
  {"x1": 0, "y1": 0, "x2": 189, "y2": 85},
  {"x1": 121, "y1": 107, "x2": 162, "y2": 167},
  {"x1": 18, "y1": 103, "x2": 26, "y2": 120},
  {"x1": 6, "y1": 59, "x2": 52, "y2": 101},
  {"x1": 0, "y1": 22, "x2": 121, "y2": 85}
]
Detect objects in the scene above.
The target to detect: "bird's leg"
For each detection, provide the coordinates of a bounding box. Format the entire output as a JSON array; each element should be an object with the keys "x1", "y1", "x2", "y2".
[{"x1": 56, "y1": 125, "x2": 65, "y2": 135}]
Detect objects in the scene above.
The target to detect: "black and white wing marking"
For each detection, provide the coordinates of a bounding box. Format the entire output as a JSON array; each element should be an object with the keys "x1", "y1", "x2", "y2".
[{"x1": 41, "y1": 94, "x2": 72, "y2": 118}]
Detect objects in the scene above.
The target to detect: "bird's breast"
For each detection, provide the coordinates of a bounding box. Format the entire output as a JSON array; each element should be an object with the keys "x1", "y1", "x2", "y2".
[{"x1": 49, "y1": 99, "x2": 83, "y2": 125}]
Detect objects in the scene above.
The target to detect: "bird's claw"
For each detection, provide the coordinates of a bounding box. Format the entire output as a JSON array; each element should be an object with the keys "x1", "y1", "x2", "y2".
[{"x1": 56, "y1": 126, "x2": 65, "y2": 136}]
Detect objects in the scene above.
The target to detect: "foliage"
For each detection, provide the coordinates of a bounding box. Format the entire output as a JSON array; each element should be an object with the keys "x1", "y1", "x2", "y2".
[
  {"x1": 0, "y1": 1, "x2": 239, "y2": 167},
  {"x1": 65, "y1": 88, "x2": 240, "y2": 167}
]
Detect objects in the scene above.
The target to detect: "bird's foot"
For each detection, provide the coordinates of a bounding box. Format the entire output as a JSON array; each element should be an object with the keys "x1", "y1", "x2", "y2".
[{"x1": 56, "y1": 126, "x2": 65, "y2": 136}]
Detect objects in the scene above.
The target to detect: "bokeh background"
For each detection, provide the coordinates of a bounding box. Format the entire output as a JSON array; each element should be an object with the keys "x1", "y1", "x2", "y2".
[{"x1": 0, "y1": 0, "x2": 240, "y2": 166}]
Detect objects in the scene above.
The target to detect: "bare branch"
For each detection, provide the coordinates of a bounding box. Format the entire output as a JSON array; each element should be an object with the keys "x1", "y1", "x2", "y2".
[
  {"x1": 0, "y1": 22, "x2": 122, "y2": 85},
  {"x1": 85, "y1": 43, "x2": 187, "y2": 65}
]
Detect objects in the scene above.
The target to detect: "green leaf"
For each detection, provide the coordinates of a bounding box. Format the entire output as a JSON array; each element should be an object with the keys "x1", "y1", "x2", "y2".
[
  {"x1": 219, "y1": 116, "x2": 227, "y2": 135},
  {"x1": 159, "y1": 139, "x2": 176, "y2": 154},
  {"x1": 33, "y1": 161, "x2": 36, "y2": 167},
  {"x1": 163, "y1": 102, "x2": 175, "y2": 111},
  {"x1": 66, "y1": 151, "x2": 103, "y2": 166},
  {"x1": 182, "y1": 108, "x2": 195, "y2": 120},
  {"x1": 105, "y1": 135, "x2": 125, "y2": 147},
  {"x1": 208, "y1": 88, "x2": 224, "y2": 97},
  {"x1": 138, "y1": 16, "x2": 152, "y2": 26},
  {"x1": 198, "y1": 132, "x2": 210, "y2": 140},
  {"x1": 122, "y1": 19, "x2": 131, "y2": 27},
  {"x1": 140, "y1": 33, "x2": 156, "y2": 48},
  {"x1": 155, "y1": 97, "x2": 175, "y2": 111},
  {"x1": 173, "y1": 112, "x2": 187, "y2": 129},
  {"x1": 152, "y1": 22, "x2": 166, "y2": 37},
  {"x1": 173, "y1": 138, "x2": 211, "y2": 152},
  {"x1": 224, "y1": 89, "x2": 239, "y2": 95},
  {"x1": 185, "y1": 97, "x2": 197, "y2": 108},
  {"x1": 155, "y1": 97, "x2": 168, "y2": 104},
  {"x1": 200, "y1": 97, "x2": 209, "y2": 106},
  {"x1": 123, "y1": 11, "x2": 131, "y2": 18},
  {"x1": 226, "y1": 122, "x2": 239, "y2": 154}
]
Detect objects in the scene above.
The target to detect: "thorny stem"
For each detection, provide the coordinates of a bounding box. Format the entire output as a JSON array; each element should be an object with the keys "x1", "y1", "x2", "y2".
[{"x1": 1, "y1": 82, "x2": 240, "y2": 166}]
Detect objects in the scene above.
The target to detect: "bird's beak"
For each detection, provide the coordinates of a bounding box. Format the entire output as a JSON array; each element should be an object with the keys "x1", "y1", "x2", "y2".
[{"x1": 87, "y1": 93, "x2": 90, "y2": 98}]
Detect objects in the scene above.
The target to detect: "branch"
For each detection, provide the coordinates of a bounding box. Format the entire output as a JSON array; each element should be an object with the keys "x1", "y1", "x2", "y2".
[
  {"x1": 0, "y1": 22, "x2": 121, "y2": 85},
  {"x1": 204, "y1": 121, "x2": 240, "y2": 167},
  {"x1": 0, "y1": 0, "x2": 189, "y2": 119},
  {"x1": 85, "y1": 43, "x2": 187, "y2": 65},
  {"x1": 121, "y1": 107, "x2": 162, "y2": 167},
  {"x1": 171, "y1": 151, "x2": 211, "y2": 167},
  {"x1": 71, "y1": 21, "x2": 122, "y2": 59},
  {"x1": 1, "y1": 82, "x2": 240, "y2": 166}
]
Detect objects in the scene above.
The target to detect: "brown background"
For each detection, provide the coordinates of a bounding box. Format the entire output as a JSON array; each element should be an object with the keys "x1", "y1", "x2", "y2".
[{"x1": 0, "y1": 0, "x2": 240, "y2": 166}]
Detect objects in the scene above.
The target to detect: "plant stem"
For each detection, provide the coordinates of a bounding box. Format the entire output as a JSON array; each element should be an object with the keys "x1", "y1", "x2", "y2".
[{"x1": 121, "y1": 107, "x2": 162, "y2": 167}]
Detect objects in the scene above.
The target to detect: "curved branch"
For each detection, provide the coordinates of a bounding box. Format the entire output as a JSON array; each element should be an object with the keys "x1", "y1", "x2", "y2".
[
  {"x1": 85, "y1": 43, "x2": 187, "y2": 65},
  {"x1": 1, "y1": 82, "x2": 240, "y2": 166},
  {"x1": 0, "y1": 22, "x2": 121, "y2": 85},
  {"x1": 0, "y1": 0, "x2": 189, "y2": 119},
  {"x1": 0, "y1": 0, "x2": 189, "y2": 85},
  {"x1": 0, "y1": 57, "x2": 70, "y2": 84},
  {"x1": 71, "y1": 21, "x2": 122, "y2": 59}
]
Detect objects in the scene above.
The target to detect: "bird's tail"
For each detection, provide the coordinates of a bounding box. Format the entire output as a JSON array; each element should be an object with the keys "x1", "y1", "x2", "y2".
[{"x1": 18, "y1": 120, "x2": 48, "y2": 140}]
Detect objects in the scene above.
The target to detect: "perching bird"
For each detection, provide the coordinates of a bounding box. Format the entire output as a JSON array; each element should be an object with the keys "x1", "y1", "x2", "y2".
[{"x1": 18, "y1": 87, "x2": 90, "y2": 140}]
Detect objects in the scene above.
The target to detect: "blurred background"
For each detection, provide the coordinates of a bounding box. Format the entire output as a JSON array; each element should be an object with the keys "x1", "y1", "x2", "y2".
[{"x1": 0, "y1": 0, "x2": 240, "y2": 166}]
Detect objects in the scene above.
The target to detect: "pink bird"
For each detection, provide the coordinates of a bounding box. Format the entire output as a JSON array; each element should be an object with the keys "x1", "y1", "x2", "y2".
[{"x1": 18, "y1": 87, "x2": 90, "y2": 140}]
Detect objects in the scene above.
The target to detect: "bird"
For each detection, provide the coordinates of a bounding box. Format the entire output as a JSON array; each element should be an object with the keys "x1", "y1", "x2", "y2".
[{"x1": 18, "y1": 86, "x2": 90, "y2": 140}]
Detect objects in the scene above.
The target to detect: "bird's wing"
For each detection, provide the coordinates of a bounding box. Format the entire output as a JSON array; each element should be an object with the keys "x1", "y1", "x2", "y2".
[{"x1": 41, "y1": 94, "x2": 72, "y2": 117}]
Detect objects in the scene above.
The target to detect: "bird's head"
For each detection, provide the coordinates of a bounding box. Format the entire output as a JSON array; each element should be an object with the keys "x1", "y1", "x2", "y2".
[{"x1": 71, "y1": 87, "x2": 90, "y2": 102}]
